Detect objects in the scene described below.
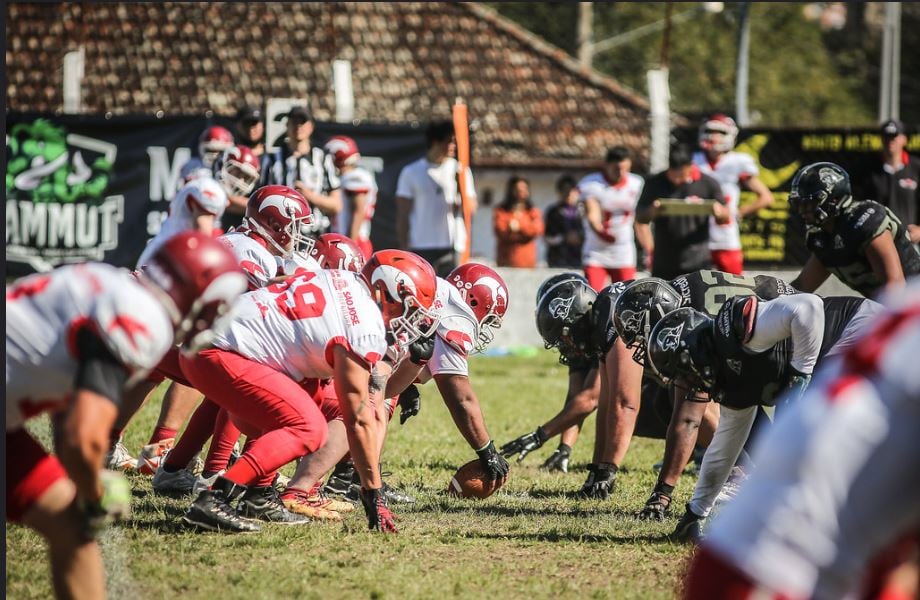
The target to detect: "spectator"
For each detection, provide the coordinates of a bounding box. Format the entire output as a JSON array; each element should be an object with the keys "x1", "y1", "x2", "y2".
[
  {"x1": 261, "y1": 105, "x2": 341, "y2": 235},
  {"x1": 544, "y1": 174, "x2": 585, "y2": 268},
  {"x1": 636, "y1": 144, "x2": 729, "y2": 280},
  {"x1": 694, "y1": 114, "x2": 774, "y2": 275},
  {"x1": 578, "y1": 146, "x2": 649, "y2": 289},
  {"x1": 235, "y1": 105, "x2": 265, "y2": 157},
  {"x1": 396, "y1": 120, "x2": 476, "y2": 277},
  {"x1": 493, "y1": 176, "x2": 544, "y2": 268},
  {"x1": 865, "y1": 119, "x2": 920, "y2": 243}
]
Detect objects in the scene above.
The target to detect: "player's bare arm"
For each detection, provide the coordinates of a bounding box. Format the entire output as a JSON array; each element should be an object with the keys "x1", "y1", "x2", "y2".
[
  {"x1": 541, "y1": 367, "x2": 601, "y2": 438},
  {"x1": 585, "y1": 197, "x2": 614, "y2": 241},
  {"x1": 58, "y1": 389, "x2": 119, "y2": 505},
  {"x1": 865, "y1": 230, "x2": 906, "y2": 288},
  {"x1": 333, "y1": 345, "x2": 382, "y2": 491},
  {"x1": 594, "y1": 339, "x2": 644, "y2": 467},
  {"x1": 738, "y1": 176, "x2": 774, "y2": 218},
  {"x1": 790, "y1": 254, "x2": 831, "y2": 292},
  {"x1": 434, "y1": 373, "x2": 491, "y2": 450}
]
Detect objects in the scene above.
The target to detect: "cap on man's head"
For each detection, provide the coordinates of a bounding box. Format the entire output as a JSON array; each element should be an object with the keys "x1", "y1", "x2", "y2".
[
  {"x1": 236, "y1": 105, "x2": 263, "y2": 124},
  {"x1": 287, "y1": 105, "x2": 313, "y2": 123},
  {"x1": 881, "y1": 119, "x2": 906, "y2": 137}
]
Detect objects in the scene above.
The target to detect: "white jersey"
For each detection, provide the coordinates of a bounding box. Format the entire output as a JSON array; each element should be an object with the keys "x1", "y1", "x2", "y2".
[
  {"x1": 577, "y1": 172, "x2": 644, "y2": 268},
  {"x1": 219, "y1": 232, "x2": 279, "y2": 290},
  {"x1": 6, "y1": 263, "x2": 174, "y2": 430},
  {"x1": 416, "y1": 278, "x2": 480, "y2": 382},
  {"x1": 137, "y1": 177, "x2": 228, "y2": 268},
  {"x1": 336, "y1": 167, "x2": 378, "y2": 243},
  {"x1": 704, "y1": 284, "x2": 920, "y2": 600},
  {"x1": 213, "y1": 269, "x2": 387, "y2": 382},
  {"x1": 179, "y1": 157, "x2": 212, "y2": 184},
  {"x1": 693, "y1": 151, "x2": 759, "y2": 251},
  {"x1": 396, "y1": 157, "x2": 476, "y2": 252}
]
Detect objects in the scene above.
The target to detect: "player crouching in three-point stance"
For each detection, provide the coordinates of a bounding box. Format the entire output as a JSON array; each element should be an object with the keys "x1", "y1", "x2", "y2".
[
  {"x1": 684, "y1": 281, "x2": 920, "y2": 600},
  {"x1": 5, "y1": 232, "x2": 246, "y2": 599},
  {"x1": 178, "y1": 249, "x2": 439, "y2": 533}
]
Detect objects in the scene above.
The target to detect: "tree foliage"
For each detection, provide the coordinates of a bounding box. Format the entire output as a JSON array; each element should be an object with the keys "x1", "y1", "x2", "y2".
[{"x1": 489, "y1": 2, "x2": 901, "y2": 127}]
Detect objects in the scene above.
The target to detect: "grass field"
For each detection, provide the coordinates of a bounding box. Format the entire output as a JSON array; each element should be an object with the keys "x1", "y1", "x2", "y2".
[{"x1": 6, "y1": 351, "x2": 696, "y2": 599}]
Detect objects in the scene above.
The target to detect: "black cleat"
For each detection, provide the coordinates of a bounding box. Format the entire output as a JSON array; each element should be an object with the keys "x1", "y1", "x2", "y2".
[
  {"x1": 182, "y1": 479, "x2": 261, "y2": 534},
  {"x1": 673, "y1": 505, "x2": 705, "y2": 543},
  {"x1": 380, "y1": 481, "x2": 415, "y2": 504},
  {"x1": 323, "y1": 461, "x2": 356, "y2": 497},
  {"x1": 238, "y1": 485, "x2": 311, "y2": 524}
]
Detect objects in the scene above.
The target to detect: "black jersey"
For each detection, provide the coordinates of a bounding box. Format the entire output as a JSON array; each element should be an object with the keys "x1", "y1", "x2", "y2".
[
  {"x1": 669, "y1": 270, "x2": 797, "y2": 317},
  {"x1": 710, "y1": 295, "x2": 866, "y2": 409},
  {"x1": 806, "y1": 199, "x2": 920, "y2": 297},
  {"x1": 591, "y1": 281, "x2": 632, "y2": 359}
]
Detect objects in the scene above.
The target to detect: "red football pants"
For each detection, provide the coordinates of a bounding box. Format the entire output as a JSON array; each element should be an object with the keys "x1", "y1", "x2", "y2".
[
  {"x1": 6, "y1": 429, "x2": 67, "y2": 522},
  {"x1": 583, "y1": 266, "x2": 636, "y2": 291},
  {"x1": 684, "y1": 546, "x2": 795, "y2": 600},
  {"x1": 711, "y1": 249, "x2": 744, "y2": 275},
  {"x1": 179, "y1": 348, "x2": 328, "y2": 488}
]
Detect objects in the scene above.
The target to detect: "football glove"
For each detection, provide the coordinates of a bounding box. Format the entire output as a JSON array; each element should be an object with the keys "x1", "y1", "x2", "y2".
[
  {"x1": 499, "y1": 426, "x2": 549, "y2": 463},
  {"x1": 476, "y1": 441, "x2": 510, "y2": 482},
  {"x1": 78, "y1": 470, "x2": 132, "y2": 539},
  {"x1": 636, "y1": 489, "x2": 672, "y2": 521},
  {"x1": 779, "y1": 369, "x2": 812, "y2": 410},
  {"x1": 540, "y1": 443, "x2": 572, "y2": 473},
  {"x1": 408, "y1": 335, "x2": 435, "y2": 366},
  {"x1": 398, "y1": 384, "x2": 421, "y2": 425},
  {"x1": 360, "y1": 487, "x2": 398, "y2": 533},
  {"x1": 575, "y1": 462, "x2": 617, "y2": 499}
]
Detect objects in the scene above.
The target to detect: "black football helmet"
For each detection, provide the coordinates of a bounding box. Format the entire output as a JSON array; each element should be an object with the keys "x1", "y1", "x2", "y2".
[
  {"x1": 788, "y1": 162, "x2": 853, "y2": 227},
  {"x1": 535, "y1": 272, "x2": 589, "y2": 306},
  {"x1": 536, "y1": 277, "x2": 597, "y2": 365},
  {"x1": 613, "y1": 278, "x2": 683, "y2": 366},
  {"x1": 591, "y1": 279, "x2": 634, "y2": 358},
  {"x1": 647, "y1": 307, "x2": 716, "y2": 391}
]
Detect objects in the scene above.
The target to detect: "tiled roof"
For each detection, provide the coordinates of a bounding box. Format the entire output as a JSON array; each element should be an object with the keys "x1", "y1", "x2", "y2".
[{"x1": 7, "y1": 2, "x2": 680, "y2": 168}]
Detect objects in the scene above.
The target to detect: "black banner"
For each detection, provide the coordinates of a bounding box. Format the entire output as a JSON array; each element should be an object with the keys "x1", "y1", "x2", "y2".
[
  {"x1": 675, "y1": 127, "x2": 920, "y2": 266},
  {"x1": 5, "y1": 112, "x2": 426, "y2": 276}
]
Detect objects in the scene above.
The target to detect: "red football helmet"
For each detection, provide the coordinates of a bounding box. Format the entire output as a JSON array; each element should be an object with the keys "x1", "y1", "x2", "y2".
[
  {"x1": 214, "y1": 145, "x2": 261, "y2": 197},
  {"x1": 310, "y1": 233, "x2": 365, "y2": 272},
  {"x1": 245, "y1": 185, "x2": 314, "y2": 259},
  {"x1": 361, "y1": 250, "x2": 439, "y2": 345},
  {"x1": 138, "y1": 231, "x2": 247, "y2": 353},
  {"x1": 198, "y1": 126, "x2": 234, "y2": 167},
  {"x1": 698, "y1": 114, "x2": 738, "y2": 153},
  {"x1": 323, "y1": 135, "x2": 360, "y2": 170},
  {"x1": 448, "y1": 263, "x2": 509, "y2": 352}
]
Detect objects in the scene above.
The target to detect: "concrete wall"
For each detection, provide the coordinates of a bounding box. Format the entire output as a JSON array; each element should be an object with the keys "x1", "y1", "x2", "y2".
[{"x1": 489, "y1": 267, "x2": 860, "y2": 349}]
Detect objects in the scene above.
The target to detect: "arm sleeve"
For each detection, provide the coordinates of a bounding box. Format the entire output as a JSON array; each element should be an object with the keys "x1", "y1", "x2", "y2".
[{"x1": 745, "y1": 294, "x2": 825, "y2": 374}]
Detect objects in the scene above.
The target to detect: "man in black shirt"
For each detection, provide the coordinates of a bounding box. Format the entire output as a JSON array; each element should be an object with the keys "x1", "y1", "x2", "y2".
[
  {"x1": 864, "y1": 119, "x2": 919, "y2": 244},
  {"x1": 637, "y1": 145, "x2": 728, "y2": 280}
]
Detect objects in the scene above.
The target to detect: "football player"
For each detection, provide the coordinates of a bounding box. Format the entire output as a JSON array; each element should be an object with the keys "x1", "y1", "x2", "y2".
[
  {"x1": 150, "y1": 186, "x2": 319, "y2": 491},
  {"x1": 694, "y1": 114, "x2": 775, "y2": 275},
  {"x1": 647, "y1": 291, "x2": 882, "y2": 541},
  {"x1": 613, "y1": 271, "x2": 796, "y2": 519},
  {"x1": 789, "y1": 161, "x2": 920, "y2": 297},
  {"x1": 285, "y1": 262, "x2": 511, "y2": 515},
  {"x1": 179, "y1": 125, "x2": 235, "y2": 182},
  {"x1": 684, "y1": 282, "x2": 920, "y2": 600},
  {"x1": 324, "y1": 135, "x2": 377, "y2": 258},
  {"x1": 176, "y1": 250, "x2": 439, "y2": 533},
  {"x1": 5, "y1": 232, "x2": 246, "y2": 599},
  {"x1": 211, "y1": 143, "x2": 262, "y2": 220}
]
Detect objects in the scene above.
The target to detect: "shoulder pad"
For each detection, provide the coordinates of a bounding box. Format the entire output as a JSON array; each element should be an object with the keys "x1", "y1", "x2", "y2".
[{"x1": 712, "y1": 295, "x2": 758, "y2": 359}]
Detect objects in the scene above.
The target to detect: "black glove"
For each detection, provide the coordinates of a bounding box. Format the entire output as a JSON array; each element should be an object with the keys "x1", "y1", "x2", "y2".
[
  {"x1": 360, "y1": 487, "x2": 398, "y2": 533},
  {"x1": 540, "y1": 443, "x2": 572, "y2": 473},
  {"x1": 398, "y1": 384, "x2": 421, "y2": 425},
  {"x1": 476, "y1": 441, "x2": 510, "y2": 482},
  {"x1": 778, "y1": 369, "x2": 812, "y2": 412},
  {"x1": 408, "y1": 335, "x2": 435, "y2": 365},
  {"x1": 636, "y1": 486, "x2": 673, "y2": 521},
  {"x1": 499, "y1": 426, "x2": 549, "y2": 462},
  {"x1": 575, "y1": 462, "x2": 617, "y2": 499}
]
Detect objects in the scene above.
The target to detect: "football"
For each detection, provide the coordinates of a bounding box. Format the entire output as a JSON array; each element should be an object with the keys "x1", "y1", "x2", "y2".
[{"x1": 446, "y1": 459, "x2": 506, "y2": 499}]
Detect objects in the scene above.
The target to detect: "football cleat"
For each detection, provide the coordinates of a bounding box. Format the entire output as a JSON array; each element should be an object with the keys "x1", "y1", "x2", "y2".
[
  {"x1": 280, "y1": 488, "x2": 343, "y2": 521},
  {"x1": 136, "y1": 438, "x2": 175, "y2": 476},
  {"x1": 381, "y1": 481, "x2": 415, "y2": 505},
  {"x1": 238, "y1": 486, "x2": 311, "y2": 524},
  {"x1": 323, "y1": 461, "x2": 356, "y2": 498},
  {"x1": 673, "y1": 505, "x2": 705, "y2": 544},
  {"x1": 183, "y1": 489, "x2": 260, "y2": 534},
  {"x1": 104, "y1": 439, "x2": 137, "y2": 471},
  {"x1": 152, "y1": 464, "x2": 197, "y2": 495},
  {"x1": 192, "y1": 470, "x2": 224, "y2": 497}
]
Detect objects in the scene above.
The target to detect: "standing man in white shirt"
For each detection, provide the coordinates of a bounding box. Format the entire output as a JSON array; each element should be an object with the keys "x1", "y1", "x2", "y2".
[
  {"x1": 396, "y1": 120, "x2": 477, "y2": 277},
  {"x1": 694, "y1": 114, "x2": 774, "y2": 275},
  {"x1": 578, "y1": 146, "x2": 649, "y2": 290}
]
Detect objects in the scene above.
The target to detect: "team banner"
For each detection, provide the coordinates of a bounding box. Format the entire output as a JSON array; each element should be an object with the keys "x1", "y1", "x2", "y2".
[
  {"x1": 675, "y1": 127, "x2": 920, "y2": 266},
  {"x1": 5, "y1": 112, "x2": 426, "y2": 276}
]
